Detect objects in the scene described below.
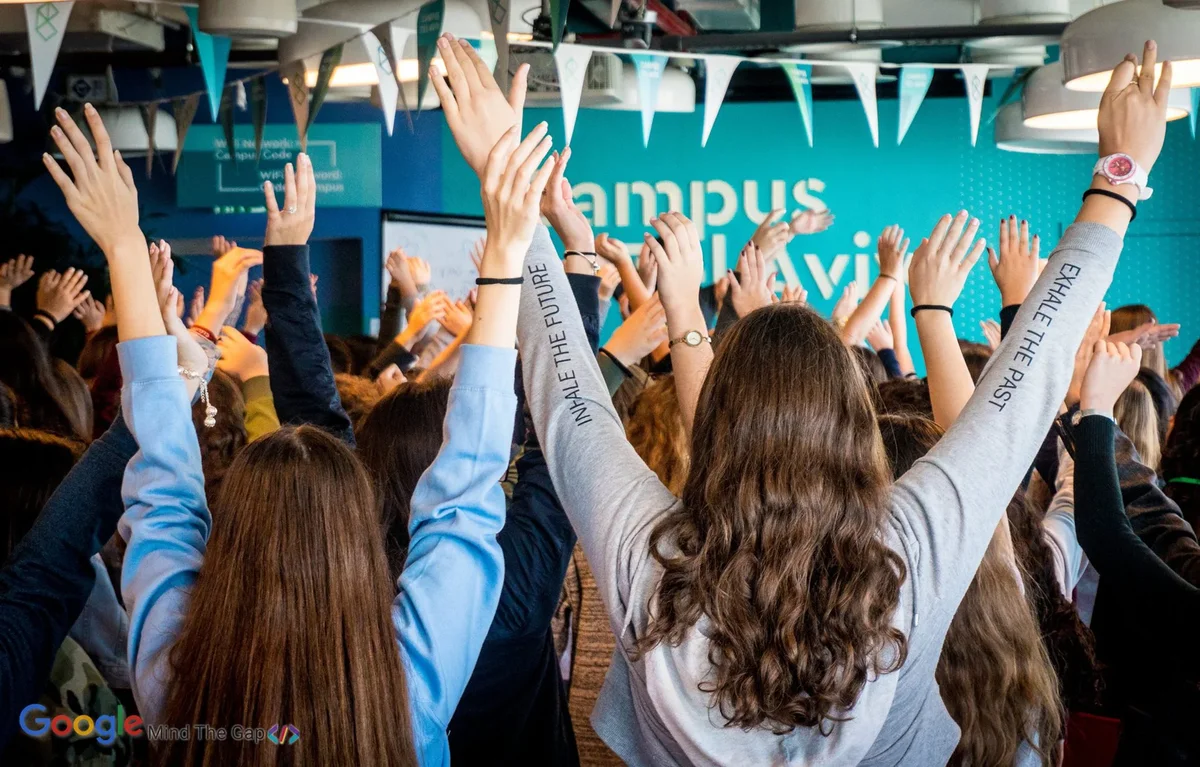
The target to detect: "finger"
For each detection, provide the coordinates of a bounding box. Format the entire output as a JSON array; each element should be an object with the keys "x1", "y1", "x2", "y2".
[
  {"x1": 283, "y1": 162, "x2": 297, "y2": 213},
  {"x1": 454, "y1": 39, "x2": 484, "y2": 91},
  {"x1": 483, "y1": 126, "x2": 518, "y2": 193},
  {"x1": 509, "y1": 134, "x2": 552, "y2": 201},
  {"x1": 1101, "y1": 310, "x2": 1111, "y2": 339},
  {"x1": 1018, "y1": 219, "x2": 1029, "y2": 257},
  {"x1": 950, "y1": 217, "x2": 980, "y2": 263},
  {"x1": 1138, "y1": 40, "x2": 1158, "y2": 96},
  {"x1": 55, "y1": 107, "x2": 98, "y2": 176},
  {"x1": 1155, "y1": 59, "x2": 1173, "y2": 108},
  {"x1": 650, "y1": 218, "x2": 680, "y2": 262},
  {"x1": 263, "y1": 179, "x2": 280, "y2": 215},
  {"x1": 546, "y1": 149, "x2": 569, "y2": 204},
  {"x1": 727, "y1": 269, "x2": 742, "y2": 293},
  {"x1": 438, "y1": 35, "x2": 470, "y2": 98},
  {"x1": 1130, "y1": 343, "x2": 1143, "y2": 367},
  {"x1": 961, "y1": 238, "x2": 986, "y2": 271},
  {"x1": 644, "y1": 233, "x2": 669, "y2": 267},
  {"x1": 1031, "y1": 235, "x2": 1041, "y2": 261},
  {"x1": 42, "y1": 153, "x2": 77, "y2": 199},
  {"x1": 49, "y1": 123, "x2": 89, "y2": 183},
  {"x1": 463, "y1": 36, "x2": 497, "y2": 88},
  {"x1": 998, "y1": 216, "x2": 1009, "y2": 256},
  {"x1": 1105, "y1": 53, "x2": 1138, "y2": 96},
  {"x1": 78, "y1": 103, "x2": 115, "y2": 172},
  {"x1": 508, "y1": 63, "x2": 529, "y2": 133},
  {"x1": 295, "y1": 153, "x2": 311, "y2": 214},
  {"x1": 503, "y1": 122, "x2": 549, "y2": 184},
  {"x1": 924, "y1": 214, "x2": 954, "y2": 257},
  {"x1": 527, "y1": 152, "x2": 557, "y2": 205},
  {"x1": 429, "y1": 67, "x2": 459, "y2": 122},
  {"x1": 73, "y1": 290, "x2": 91, "y2": 308},
  {"x1": 766, "y1": 209, "x2": 784, "y2": 226}
]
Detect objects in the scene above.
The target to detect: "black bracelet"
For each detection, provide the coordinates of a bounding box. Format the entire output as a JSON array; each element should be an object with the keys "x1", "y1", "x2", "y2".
[
  {"x1": 878, "y1": 273, "x2": 898, "y2": 283},
  {"x1": 563, "y1": 250, "x2": 598, "y2": 258},
  {"x1": 1082, "y1": 188, "x2": 1137, "y2": 221},
  {"x1": 910, "y1": 304, "x2": 954, "y2": 318},
  {"x1": 33, "y1": 309, "x2": 58, "y2": 327},
  {"x1": 476, "y1": 276, "x2": 524, "y2": 286}
]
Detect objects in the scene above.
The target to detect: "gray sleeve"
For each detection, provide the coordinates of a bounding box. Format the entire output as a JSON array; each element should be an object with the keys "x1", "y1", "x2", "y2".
[
  {"x1": 518, "y1": 225, "x2": 677, "y2": 642},
  {"x1": 891, "y1": 221, "x2": 1122, "y2": 644}
]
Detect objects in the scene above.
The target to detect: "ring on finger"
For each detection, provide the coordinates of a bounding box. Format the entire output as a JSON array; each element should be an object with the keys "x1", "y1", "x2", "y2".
[{"x1": 286, "y1": 206, "x2": 298, "y2": 214}]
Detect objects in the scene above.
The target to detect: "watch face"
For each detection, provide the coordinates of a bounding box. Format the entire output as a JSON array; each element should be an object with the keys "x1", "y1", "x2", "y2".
[
  {"x1": 1104, "y1": 154, "x2": 1135, "y2": 181},
  {"x1": 685, "y1": 330, "x2": 702, "y2": 346}
]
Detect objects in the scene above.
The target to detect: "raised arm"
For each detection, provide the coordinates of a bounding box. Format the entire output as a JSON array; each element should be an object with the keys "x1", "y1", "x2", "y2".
[
  {"x1": 652, "y1": 213, "x2": 711, "y2": 436},
  {"x1": 988, "y1": 216, "x2": 1044, "y2": 342},
  {"x1": 841, "y1": 225, "x2": 906, "y2": 346},
  {"x1": 892, "y1": 40, "x2": 1171, "y2": 640},
  {"x1": 259, "y1": 156, "x2": 355, "y2": 445}
]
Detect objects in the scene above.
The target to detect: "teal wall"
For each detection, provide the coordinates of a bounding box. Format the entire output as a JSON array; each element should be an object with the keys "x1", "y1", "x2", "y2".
[{"x1": 436, "y1": 95, "x2": 1200, "y2": 372}]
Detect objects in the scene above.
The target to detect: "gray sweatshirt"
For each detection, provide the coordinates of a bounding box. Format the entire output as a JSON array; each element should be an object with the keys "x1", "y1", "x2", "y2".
[{"x1": 517, "y1": 221, "x2": 1122, "y2": 766}]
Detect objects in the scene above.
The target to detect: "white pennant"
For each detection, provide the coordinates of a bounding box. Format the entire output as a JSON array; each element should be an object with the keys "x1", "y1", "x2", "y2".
[
  {"x1": 842, "y1": 62, "x2": 879, "y2": 147},
  {"x1": 630, "y1": 52, "x2": 666, "y2": 148},
  {"x1": 701, "y1": 55, "x2": 740, "y2": 148},
  {"x1": 362, "y1": 30, "x2": 399, "y2": 135},
  {"x1": 554, "y1": 44, "x2": 592, "y2": 146},
  {"x1": 25, "y1": 2, "x2": 74, "y2": 109},
  {"x1": 960, "y1": 64, "x2": 990, "y2": 146}
]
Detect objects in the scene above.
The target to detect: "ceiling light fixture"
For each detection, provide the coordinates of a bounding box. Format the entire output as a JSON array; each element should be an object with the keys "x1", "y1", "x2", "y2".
[
  {"x1": 1024, "y1": 60, "x2": 1191, "y2": 129},
  {"x1": 1060, "y1": 0, "x2": 1200, "y2": 91},
  {"x1": 995, "y1": 102, "x2": 1097, "y2": 154}
]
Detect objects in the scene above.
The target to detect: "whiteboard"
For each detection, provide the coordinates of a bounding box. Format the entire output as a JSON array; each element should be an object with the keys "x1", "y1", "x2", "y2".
[{"x1": 381, "y1": 212, "x2": 487, "y2": 305}]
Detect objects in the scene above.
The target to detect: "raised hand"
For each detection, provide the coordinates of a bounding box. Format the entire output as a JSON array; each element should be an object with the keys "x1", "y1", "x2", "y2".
[
  {"x1": 1099, "y1": 40, "x2": 1172, "y2": 176},
  {"x1": 1066, "y1": 304, "x2": 1109, "y2": 409},
  {"x1": 376, "y1": 363, "x2": 405, "y2": 396},
  {"x1": 540, "y1": 148, "x2": 595, "y2": 253},
  {"x1": 440, "y1": 299, "x2": 474, "y2": 337},
  {"x1": 211, "y1": 235, "x2": 237, "y2": 258},
  {"x1": 193, "y1": 240, "x2": 262, "y2": 334},
  {"x1": 73, "y1": 295, "x2": 106, "y2": 333},
  {"x1": 0, "y1": 254, "x2": 34, "y2": 293},
  {"x1": 404, "y1": 290, "x2": 451, "y2": 340},
  {"x1": 37, "y1": 268, "x2": 91, "y2": 323},
  {"x1": 981, "y1": 318, "x2": 1002, "y2": 351},
  {"x1": 150, "y1": 246, "x2": 206, "y2": 388},
  {"x1": 217, "y1": 326, "x2": 270, "y2": 383},
  {"x1": 866, "y1": 319, "x2": 894, "y2": 352},
  {"x1": 750, "y1": 209, "x2": 792, "y2": 258},
  {"x1": 263, "y1": 153, "x2": 317, "y2": 247},
  {"x1": 791, "y1": 208, "x2": 834, "y2": 235},
  {"x1": 1108, "y1": 319, "x2": 1179, "y2": 350},
  {"x1": 603, "y1": 294, "x2": 669, "y2": 367},
  {"x1": 478, "y1": 123, "x2": 555, "y2": 275},
  {"x1": 987, "y1": 216, "x2": 1043, "y2": 307},
  {"x1": 598, "y1": 262, "x2": 621, "y2": 302},
  {"x1": 186, "y1": 286, "x2": 205, "y2": 328},
  {"x1": 243, "y1": 279, "x2": 267, "y2": 335},
  {"x1": 780, "y1": 284, "x2": 807, "y2": 305},
  {"x1": 908, "y1": 211, "x2": 986, "y2": 308},
  {"x1": 636, "y1": 241, "x2": 658, "y2": 293},
  {"x1": 644, "y1": 212, "x2": 703, "y2": 316},
  {"x1": 596, "y1": 234, "x2": 632, "y2": 266},
  {"x1": 831, "y1": 281, "x2": 860, "y2": 323},
  {"x1": 728, "y1": 243, "x2": 776, "y2": 318},
  {"x1": 1080, "y1": 338, "x2": 1143, "y2": 415},
  {"x1": 431, "y1": 33, "x2": 530, "y2": 178},
  {"x1": 877, "y1": 225, "x2": 908, "y2": 282}
]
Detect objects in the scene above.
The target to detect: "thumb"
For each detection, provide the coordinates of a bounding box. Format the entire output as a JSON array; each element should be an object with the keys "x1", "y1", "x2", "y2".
[
  {"x1": 727, "y1": 269, "x2": 742, "y2": 292},
  {"x1": 508, "y1": 63, "x2": 529, "y2": 134}
]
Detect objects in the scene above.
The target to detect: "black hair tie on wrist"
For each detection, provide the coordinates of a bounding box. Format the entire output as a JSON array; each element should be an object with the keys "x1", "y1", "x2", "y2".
[
  {"x1": 33, "y1": 309, "x2": 58, "y2": 327},
  {"x1": 910, "y1": 304, "x2": 954, "y2": 318},
  {"x1": 1082, "y1": 188, "x2": 1137, "y2": 221},
  {"x1": 476, "y1": 276, "x2": 524, "y2": 286}
]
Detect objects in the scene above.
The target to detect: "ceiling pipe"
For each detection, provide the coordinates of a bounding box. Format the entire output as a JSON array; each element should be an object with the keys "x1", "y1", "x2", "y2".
[{"x1": 656, "y1": 22, "x2": 1069, "y2": 53}]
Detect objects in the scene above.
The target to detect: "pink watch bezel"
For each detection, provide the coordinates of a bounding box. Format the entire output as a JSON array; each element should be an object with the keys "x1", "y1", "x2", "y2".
[{"x1": 1100, "y1": 153, "x2": 1137, "y2": 184}]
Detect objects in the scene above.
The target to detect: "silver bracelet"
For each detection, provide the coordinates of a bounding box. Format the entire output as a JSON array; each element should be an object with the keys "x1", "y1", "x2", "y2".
[{"x1": 178, "y1": 366, "x2": 217, "y2": 428}]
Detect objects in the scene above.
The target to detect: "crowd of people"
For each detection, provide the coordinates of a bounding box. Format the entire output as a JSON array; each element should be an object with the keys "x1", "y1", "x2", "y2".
[{"x1": 0, "y1": 33, "x2": 1197, "y2": 767}]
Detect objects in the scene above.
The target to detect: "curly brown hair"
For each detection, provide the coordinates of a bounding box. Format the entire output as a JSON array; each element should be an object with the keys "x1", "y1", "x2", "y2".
[
  {"x1": 638, "y1": 303, "x2": 907, "y2": 733},
  {"x1": 625, "y1": 374, "x2": 689, "y2": 495}
]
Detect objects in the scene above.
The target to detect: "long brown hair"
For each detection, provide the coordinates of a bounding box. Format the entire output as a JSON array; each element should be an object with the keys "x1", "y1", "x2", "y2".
[
  {"x1": 878, "y1": 414, "x2": 1063, "y2": 765},
  {"x1": 1110, "y1": 304, "x2": 1181, "y2": 400},
  {"x1": 190, "y1": 369, "x2": 246, "y2": 500},
  {"x1": 639, "y1": 303, "x2": 907, "y2": 733},
  {"x1": 159, "y1": 426, "x2": 417, "y2": 767},
  {"x1": 625, "y1": 374, "x2": 689, "y2": 495}
]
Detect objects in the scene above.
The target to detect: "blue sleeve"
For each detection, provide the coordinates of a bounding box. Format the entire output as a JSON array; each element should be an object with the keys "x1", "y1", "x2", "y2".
[
  {"x1": 0, "y1": 406, "x2": 137, "y2": 748},
  {"x1": 262, "y1": 244, "x2": 355, "y2": 446},
  {"x1": 877, "y1": 348, "x2": 903, "y2": 379},
  {"x1": 116, "y1": 336, "x2": 211, "y2": 725},
  {"x1": 393, "y1": 344, "x2": 517, "y2": 732}
]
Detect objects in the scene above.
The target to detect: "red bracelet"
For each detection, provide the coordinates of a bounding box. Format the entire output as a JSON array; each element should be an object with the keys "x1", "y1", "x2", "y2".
[{"x1": 191, "y1": 324, "x2": 217, "y2": 343}]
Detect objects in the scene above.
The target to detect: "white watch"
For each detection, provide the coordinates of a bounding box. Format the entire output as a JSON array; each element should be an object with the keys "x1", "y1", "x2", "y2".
[{"x1": 1093, "y1": 153, "x2": 1152, "y2": 200}]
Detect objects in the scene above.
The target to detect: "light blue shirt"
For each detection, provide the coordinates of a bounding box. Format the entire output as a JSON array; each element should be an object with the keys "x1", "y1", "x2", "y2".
[{"x1": 116, "y1": 335, "x2": 515, "y2": 766}]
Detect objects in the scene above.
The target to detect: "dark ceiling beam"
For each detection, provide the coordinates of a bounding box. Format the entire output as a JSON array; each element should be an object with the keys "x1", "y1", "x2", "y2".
[
  {"x1": 646, "y1": 0, "x2": 696, "y2": 37},
  {"x1": 657, "y1": 22, "x2": 1069, "y2": 53}
]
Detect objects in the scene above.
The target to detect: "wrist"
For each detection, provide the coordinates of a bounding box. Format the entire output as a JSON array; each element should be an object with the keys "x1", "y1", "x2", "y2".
[
  {"x1": 0, "y1": 287, "x2": 10, "y2": 307},
  {"x1": 102, "y1": 232, "x2": 148, "y2": 261},
  {"x1": 665, "y1": 301, "x2": 707, "y2": 334},
  {"x1": 33, "y1": 311, "x2": 57, "y2": 330},
  {"x1": 1089, "y1": 175, "x2": 1139, "y2": 204},
  {"x1": 478, "y1": 244, "x2": 525, "y2": 280},
  {"x1": 999, "y1": 289, "x2": 1030, "y2": 307}
]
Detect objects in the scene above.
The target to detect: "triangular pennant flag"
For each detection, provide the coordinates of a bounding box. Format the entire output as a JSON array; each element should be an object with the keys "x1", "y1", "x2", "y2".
[
  {"x1": 960, "y1": 64, "x2": 989, "y2": 146},
  {"x1": 171, "y1": 94, "x2": 200, "y2": 174},
  {"x1": 184, "y1": 6, "x2": 232, "y2": 121},
  {"x1": 609, "y1": 0, "x2": 621, "y2": 27},
  {"x1": 701, "y1": 55, "x2": 740, "y2": 148},
  {"x1": 250, "y1": 77, "x2": 267, "y2": 161},
  {"x1": 374, "y1": 23, "x2": 414, "y2": 132},
  {"x1": 550, "y1": 0, "x2": 571, "y2": 51},
  {"x1": 416, "y1": 0, "x2": 446, "y2": 110},
  {"x1": 25, "y1": 2, "x2": 74, "y2": 110},
  {"x1": 308, "y1": 44, "x2": 342, "y2": 130},
  {"x1": 780, "y1": 62, "x2": 814, "y2": 147},
  {"x1": 362, "y1": 30, "x2": 399, "y2": 136},
  {"x1": 630, "y1": 52, "x2": 666, "y2": 148},
  {"x1": 139, "y1": 102, "x2": 158, "y2": 177},
  {"x1": 897, "y1": 65, "x2": 933, "y2": 145},
  {"x1": 553, "y1": 44, "x2": 591, "y2": 146},
  {"x1": 842, "y1": 62, "x2": 879, "y2": 148},
  {"x1": 218, "y1": 86, "x2": 237, "y2": 166},
  {"x1": 280, "y1": 61, "x2": 310, "y2": 151},
  {"x1": 1190, "y1": 88, "x2": 1198, "y2": 139},
  {"x1": 487, "y1": 0, "x2": 510, "y2": 89}
]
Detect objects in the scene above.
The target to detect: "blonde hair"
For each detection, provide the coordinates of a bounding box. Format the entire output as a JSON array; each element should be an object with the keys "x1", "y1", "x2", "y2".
[
  {"x1": 625, "y1": 374, "x2": 689, "y2": 495},
  {"x1": 1110, "y1": 304, "x2": 1181, "y2": 401},
  {"x1": 1116, "y1": 378, "x2": 1162, "y2": 470}
]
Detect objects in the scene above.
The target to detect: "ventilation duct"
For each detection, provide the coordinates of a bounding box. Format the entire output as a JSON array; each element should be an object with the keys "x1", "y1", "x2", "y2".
[
  {"x1": 994, "y1": 102, "x2": 1097, "y2": 154},
  {"x1": 675, "y1": 0, "x2": 760, "y2": 30},
  {"x1": 199, "y1": 0, "x2": 299, "y2": 38}
]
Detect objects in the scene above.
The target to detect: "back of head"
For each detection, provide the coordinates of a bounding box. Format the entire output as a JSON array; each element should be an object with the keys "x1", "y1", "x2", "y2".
[
  {"x1": 878, "y1": 413, "x2": 943, "y2": 478},
  {"x1": 642, "y1": 303, "x2": 907, "y2": 732},
  {"x1": 0, "y1": 428, "x2": 84, "y2": 559},
  {"x1": 1164, "y1": 385, "x2": 1200, "y2": 530},
  {"x1": 957, "y1": 340, "x2": 992, "y2": 385},
  {"x1": 343, "y1": 335, "x2": 378, "y2": 376},
  {"x1": 1110, "y1": 304, "x2": 1169, "y2": 382},
  {"x1": 1134, "y1": 368, "x2": 1176, "y2": 449},
  {"x1": 325, "y1": 334, "x2": 354, "y2": 375},
  {"x1": 51, "y1": 359, "x2": 93, "y2": 442},
  {"x1": 355, "y1": 377, "x2": 451, "y2": 581},
  {"x1": 77, "y1": 325, "x2": 118, "y2": 383},
  {"x1": 161, "y1": 425, "x2": 416, "y2": 767},
  {"x1": 850, "y1": 345, "x2": 888, "y2": 386},
  {"x1": 876, "y1": 377, "x2": 934, "y2": 419},
  {"x1": 0, "y1": 312, "x2": 87, "y2": 440},
  {"x1": 191, "y1": 370, "x2": 247, "y2": 501},
  {"x1": 1115, "y1": 378, "x2": 1162, "y2": 470},
  {"x1": 336, "y1": 373, "x2": 383, "y2": 427},
  {"x1": 625, "y1": 374, "x2": 689, "y2": 495},
  {"x1": 0, "y1": 382, "x2": 17, "y2": 429}
]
